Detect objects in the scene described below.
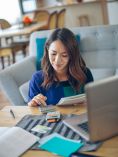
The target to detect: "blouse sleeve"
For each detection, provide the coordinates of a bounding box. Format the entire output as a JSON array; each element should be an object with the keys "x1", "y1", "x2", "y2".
[{"x1": 28, "y1": 71, "x2": 43, "y2": 102}]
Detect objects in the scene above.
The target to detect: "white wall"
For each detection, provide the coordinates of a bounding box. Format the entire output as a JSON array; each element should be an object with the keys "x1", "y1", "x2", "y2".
[
  {"x1": 0, "y1": 0, "x2": 118, "y2": 25},
  {"x1": 48, "y1": 2, "x2": 106, "y2": 27},
  {"x1": 107, "y1": 0, "x2": 118, "y2": 24}
]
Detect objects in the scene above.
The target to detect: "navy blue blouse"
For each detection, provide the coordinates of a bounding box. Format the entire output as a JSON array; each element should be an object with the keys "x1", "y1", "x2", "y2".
[{"x1": 28, "y1": 68, "x2": 93, "y2": 105}]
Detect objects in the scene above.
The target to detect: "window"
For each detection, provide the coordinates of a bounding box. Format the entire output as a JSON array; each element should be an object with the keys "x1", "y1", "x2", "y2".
[
  {"x1": 19, "y1": 0, "x2": 37, "y2": 14},
  {"x1": 0, "y1": 0, "x2": 21, "y2": 24}
]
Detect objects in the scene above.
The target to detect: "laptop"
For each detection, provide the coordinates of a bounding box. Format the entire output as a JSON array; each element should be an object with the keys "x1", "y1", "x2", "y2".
[{"x1": 63, "y1": 76, "x2": 118, "y2": 142}]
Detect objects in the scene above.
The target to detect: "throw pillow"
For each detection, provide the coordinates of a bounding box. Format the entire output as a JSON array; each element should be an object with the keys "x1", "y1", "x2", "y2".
[
  {"x1": 36, "y1": 38, "x2": 47, "y2": 70},
  {"x1": 76, "y1": 34, "x2": 80, "y2": 43}
]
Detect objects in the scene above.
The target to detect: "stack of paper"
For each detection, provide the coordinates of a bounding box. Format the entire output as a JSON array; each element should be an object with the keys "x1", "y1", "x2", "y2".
[{"x1": 39, "y1": 133, "x2": 84, "y2": 157}]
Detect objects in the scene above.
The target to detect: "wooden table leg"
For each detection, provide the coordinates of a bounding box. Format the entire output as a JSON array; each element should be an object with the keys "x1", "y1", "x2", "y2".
[
  {"x1": 11, "y1": 50, "x2": 16, "y2": 63},
  {"x1": 1, "y1": 56, "x2": 5, "y2": 69}
]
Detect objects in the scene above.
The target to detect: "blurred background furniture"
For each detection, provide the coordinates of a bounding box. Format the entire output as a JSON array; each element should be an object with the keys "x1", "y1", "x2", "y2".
[
  {"x1": 0, "y1": 19, "x2": 11, "y2": 29},
  {"x1": 1, "y1": 24, "x2": 118, "y2": 106},
  {"x1": 56, "y1": 8, "x2": 66, "y2": 28},
  {"x1": 47, "y1": 11, "x2": 57, "y2": 29},
  {"x1": 78, "y1": 14, "x2": 90, "y2": 26},
  {"x1": 0, "y1": 19, "x2": 12, "y2": 68},
  {"x1": 0, "y1": 47, "x2": 11, "y2": 69},
  {"x1": 39, "y1": 11, "x2": 58, "y2": 30},
  {"x1": 0, "y1": 18, "x2": 48, "y2": 66},
  {"x1": 33, "y1": 10, "x2": 50, "y2": 23},
  {"x1": 0, "y1": 19, "x2": 29, "y2": 66}
]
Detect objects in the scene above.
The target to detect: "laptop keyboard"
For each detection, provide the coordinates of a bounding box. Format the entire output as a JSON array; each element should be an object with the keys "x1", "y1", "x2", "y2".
[{"x1": 78, "y1": 122, "x2": 88, "y2": 133}]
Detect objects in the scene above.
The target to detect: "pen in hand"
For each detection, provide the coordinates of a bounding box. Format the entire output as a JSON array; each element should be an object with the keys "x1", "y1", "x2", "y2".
[{"x1": 10, "y1": 109, "x2": 15, "y2": 119}]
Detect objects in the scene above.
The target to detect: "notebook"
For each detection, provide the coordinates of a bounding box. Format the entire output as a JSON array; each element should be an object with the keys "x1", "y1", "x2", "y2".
[
  {"x1": 39, "y1": 133, "x2": 83, "y2": 157},
  {"x1": 0, "y1": 126, "x2": 39, "y2": 157},
  {"x1": 63, "y1": 76, "x2": 118, "y2": 142}
]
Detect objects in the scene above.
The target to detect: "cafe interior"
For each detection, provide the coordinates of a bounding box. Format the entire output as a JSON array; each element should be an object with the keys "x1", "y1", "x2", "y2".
[
  {"x1": 0, "y1": 0, "x2": 118, "y2": 104},
  {"x1": 0, "y1": 1, "x2": 118, "y2": 157},
  {"x1": 0, "y1": 0, "x2": 117, "y2": 70}
]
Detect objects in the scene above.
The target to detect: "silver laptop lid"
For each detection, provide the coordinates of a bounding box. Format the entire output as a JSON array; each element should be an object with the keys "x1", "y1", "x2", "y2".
[{"x1": 85, "y1": 75, "x2": 118, "y2": 142}]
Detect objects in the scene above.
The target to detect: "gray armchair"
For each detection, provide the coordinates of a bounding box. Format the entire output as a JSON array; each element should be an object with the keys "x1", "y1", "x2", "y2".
[
  {"x1": 0, "y1": 25, "x2": 118, "y2": 106},
  {"x1": 0, "y1": 56, "x2": 36, "y2": 105}
]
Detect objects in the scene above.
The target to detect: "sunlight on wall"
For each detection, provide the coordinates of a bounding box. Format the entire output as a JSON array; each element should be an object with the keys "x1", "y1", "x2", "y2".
[{"x1": 0, "y1": 0, "x2": 21, "y2": 24}]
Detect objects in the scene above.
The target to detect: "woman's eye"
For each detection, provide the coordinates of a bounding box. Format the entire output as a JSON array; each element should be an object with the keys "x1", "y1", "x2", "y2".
[
  {"x1": 62, "y1": 54, "x2": 68, "y2": 57},
  {"x1": 51, "y1": 53, "x2": 56, "y2": 56}
]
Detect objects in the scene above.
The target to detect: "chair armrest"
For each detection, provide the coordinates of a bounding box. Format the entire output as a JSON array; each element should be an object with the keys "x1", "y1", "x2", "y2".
[{"x1": 0, "y1": 56, "x2": 36, "y2": 106}]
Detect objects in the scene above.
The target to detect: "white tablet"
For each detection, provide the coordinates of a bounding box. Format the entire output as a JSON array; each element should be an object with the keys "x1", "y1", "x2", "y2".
[{"x1": 57, "y1": 94, "x2": 86, "y2": 106}]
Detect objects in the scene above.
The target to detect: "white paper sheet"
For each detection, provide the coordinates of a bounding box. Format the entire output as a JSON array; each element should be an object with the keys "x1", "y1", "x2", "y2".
[{"x1": 0, "y1": 126, "x2": 39, "y2": 157}]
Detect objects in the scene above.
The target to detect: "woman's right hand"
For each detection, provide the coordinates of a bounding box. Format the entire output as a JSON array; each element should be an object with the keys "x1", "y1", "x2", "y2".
[{"x1": 28, "y1": 94, "x2": 47, "y2": 107}]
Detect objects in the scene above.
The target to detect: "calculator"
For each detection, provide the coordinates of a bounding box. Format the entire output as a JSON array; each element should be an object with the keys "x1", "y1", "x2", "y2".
[
  {"x1": 46, "y1": 111, "x2": 61, "y2": 123},
  {"x1": 39, "y1": 106, "x2": 56, "y2": 114}
]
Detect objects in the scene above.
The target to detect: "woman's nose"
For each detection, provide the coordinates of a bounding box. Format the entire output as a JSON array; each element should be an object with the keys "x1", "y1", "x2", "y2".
[{"x1": 55, "y1": 55, "x2": 61, "y2": 64}]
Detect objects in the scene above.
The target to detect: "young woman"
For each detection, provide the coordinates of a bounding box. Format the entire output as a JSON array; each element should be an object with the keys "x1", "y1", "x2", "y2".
[{"x1": 28, "y1": 28, "x2": 93, "y2": 106}]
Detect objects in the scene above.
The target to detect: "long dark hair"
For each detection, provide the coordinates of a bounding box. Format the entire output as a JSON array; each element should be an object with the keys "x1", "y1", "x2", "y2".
[{"x1": 41, "y1": 28, "x2": 87, "y2": 91}]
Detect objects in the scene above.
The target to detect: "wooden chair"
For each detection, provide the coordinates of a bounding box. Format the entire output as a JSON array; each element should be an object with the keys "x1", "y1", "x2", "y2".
[
  {"x1": 33, "y1": 10, "x2": 49, "y2": 23},
  {"x1": 0, "y1": 19, "x2": 29, "y2": 68},
  {"x1": 0, "y1": 19, "x2": 11, "y2": 29},
  {"x1": 57, "y1": 9, "x2": 66, "y2": 28},
  {"x1": 0, "y1": 19, "x2": 12, "y2": 69},
  {"x1": 0, "y1": 47, "x2": 11, "y2": 69},
  {"x1": 48, "y1": 11, "x2": 58, "y2": 29},
  {"x1": 39, "y1": 11, "x2": 58, "y2": 30}
]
